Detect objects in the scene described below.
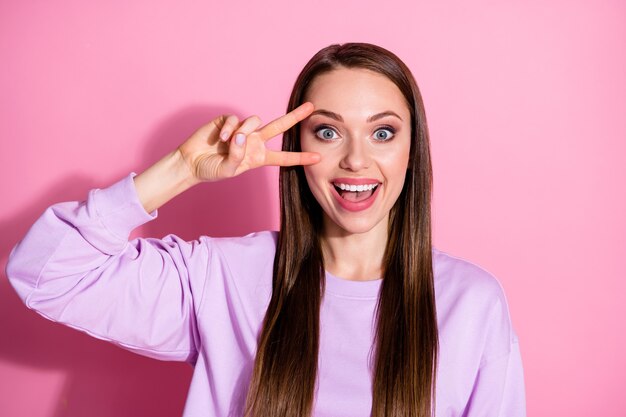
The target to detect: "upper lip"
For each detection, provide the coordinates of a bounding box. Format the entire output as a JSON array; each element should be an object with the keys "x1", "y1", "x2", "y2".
[{"x1": 331, "y1": 177, "x2": 381, "y2": 185}]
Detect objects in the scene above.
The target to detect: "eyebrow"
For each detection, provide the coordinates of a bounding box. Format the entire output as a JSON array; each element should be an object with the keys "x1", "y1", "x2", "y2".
[{"x1": 309, "y1": 109, "x2": 403, "y2": 122}]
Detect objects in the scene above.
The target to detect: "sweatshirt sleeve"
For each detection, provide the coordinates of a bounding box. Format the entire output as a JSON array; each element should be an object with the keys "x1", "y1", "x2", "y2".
[
  {"x1": 5, "y1": 173, "x2": 208, "y2": 363},
  {"x1": 463, "y1": 286, "x2": 527, "y2": 416}
]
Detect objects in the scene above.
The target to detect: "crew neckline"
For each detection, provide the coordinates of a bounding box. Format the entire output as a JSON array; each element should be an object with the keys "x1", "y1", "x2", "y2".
[{"x1": 324, "y1": 270, "x2": 382, "y2": 299}]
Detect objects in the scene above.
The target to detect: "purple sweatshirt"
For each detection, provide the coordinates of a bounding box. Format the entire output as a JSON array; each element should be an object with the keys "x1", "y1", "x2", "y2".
[{"x1": 6, "y1": 174, "x2": 526, "y2": 417}]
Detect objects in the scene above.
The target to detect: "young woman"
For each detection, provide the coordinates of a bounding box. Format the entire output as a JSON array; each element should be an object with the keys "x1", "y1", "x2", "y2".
[{"x1": 7, "y1": 43, "x2": 526, "y2": 417}]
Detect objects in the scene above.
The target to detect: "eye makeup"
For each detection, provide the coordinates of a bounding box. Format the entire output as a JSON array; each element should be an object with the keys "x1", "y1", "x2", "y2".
[
  {"x1": 313, "y1": 124, "x2": 339, "y2": 141},
  {"x1": 372, "y1": 125, "x2": 397, "y2": 141},
  {"x1": 311, "y1": 123, "x2": 398, "y2": 142}
]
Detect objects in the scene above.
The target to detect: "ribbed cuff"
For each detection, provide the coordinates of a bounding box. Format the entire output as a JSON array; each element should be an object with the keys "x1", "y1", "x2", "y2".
[{"x1": 80, "y1": 173, "x2": 157, "y2": 254}]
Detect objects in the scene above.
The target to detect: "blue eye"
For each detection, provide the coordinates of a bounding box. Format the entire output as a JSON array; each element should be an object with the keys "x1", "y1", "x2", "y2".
[
  {"x1": 315, "y1": 126, "x2": 339, "y2": 141},
  {"x1": 373, "y1": 127, "x2": 395, "y2": 141}
]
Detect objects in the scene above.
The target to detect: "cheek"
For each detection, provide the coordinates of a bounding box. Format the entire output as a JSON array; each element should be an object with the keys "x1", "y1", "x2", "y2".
[
  {"x1": 382, "y1": 143, "x2": 411, "y2": 195},
  {"x1": 303, "y1": 161, "x2": 327, "y2": 190},
  {"x1": 300, "y1": 132, "x2": 317, "y2": 153},
  {"x1": 300, "y1": 136, "x2": 321, "y2": 189},
  {"x1": 382, "y1": 143, "x2": 411, "y2": 173},
  {"x1": 302, "y1": 166, "x2": 328, "y2": 209},
  {"x1": 301, "y1": 136, "x2": 337, "y2": 182}
]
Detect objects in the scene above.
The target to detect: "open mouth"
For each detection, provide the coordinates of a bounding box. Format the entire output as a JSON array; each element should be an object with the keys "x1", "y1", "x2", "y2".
[{"x1": 332, "y1": 182, "x2": 380, "y2": 203}]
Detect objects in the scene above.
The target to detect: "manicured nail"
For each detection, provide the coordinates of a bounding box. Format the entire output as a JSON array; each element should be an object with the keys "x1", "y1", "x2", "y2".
[
  {"x1": 220, "y1": 131, "x2": 229, "y2": 141},
  {"x1": 235, "y1": 133, "x2": 245, "y2": 146}
]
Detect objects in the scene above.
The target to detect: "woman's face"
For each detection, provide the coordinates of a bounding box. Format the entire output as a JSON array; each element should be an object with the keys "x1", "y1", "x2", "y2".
[{"x1": 300, "y1": 67, "x2": 412, "y2": 236}]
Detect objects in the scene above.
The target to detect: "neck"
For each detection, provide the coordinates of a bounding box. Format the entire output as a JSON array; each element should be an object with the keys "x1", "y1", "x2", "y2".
[{"x1": 320, "y1": 216, "x2": 388, "y2": 281}]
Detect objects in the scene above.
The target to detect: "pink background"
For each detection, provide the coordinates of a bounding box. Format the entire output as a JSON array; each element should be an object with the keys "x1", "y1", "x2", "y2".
[{"x1": 1, "y1": 1, "x2": 625, "y2": 416}]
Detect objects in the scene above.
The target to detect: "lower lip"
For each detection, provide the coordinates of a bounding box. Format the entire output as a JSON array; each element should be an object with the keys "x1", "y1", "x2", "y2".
[{"x1": 330, "y1": 184, "x2": 381, "y2": 212}]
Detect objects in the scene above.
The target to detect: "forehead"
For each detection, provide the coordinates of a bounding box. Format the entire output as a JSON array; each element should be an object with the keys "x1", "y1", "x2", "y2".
[{"x1": 304, "y1": 67, "x2": 410, "y2": 121}]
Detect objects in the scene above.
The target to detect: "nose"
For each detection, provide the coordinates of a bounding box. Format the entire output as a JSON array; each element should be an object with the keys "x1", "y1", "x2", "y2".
[{"x1": 339, "y1": 137, "x2": 371, "y2": 172}]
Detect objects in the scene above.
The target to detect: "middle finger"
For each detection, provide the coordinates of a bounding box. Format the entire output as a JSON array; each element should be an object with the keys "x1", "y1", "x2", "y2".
[{"x1": 231, "y1": 115, "x2": 263, "y2": 144}]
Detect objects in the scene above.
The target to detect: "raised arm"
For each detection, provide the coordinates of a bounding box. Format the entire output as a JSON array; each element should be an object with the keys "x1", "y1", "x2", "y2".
[{"x1": 6, "y1": 103, "x2": 318, "y2": 362}]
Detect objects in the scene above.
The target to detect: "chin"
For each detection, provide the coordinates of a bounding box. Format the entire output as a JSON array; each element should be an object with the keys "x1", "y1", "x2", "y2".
[{"x1": 326, "y1": 215, "x2": 386, "y2": 236}]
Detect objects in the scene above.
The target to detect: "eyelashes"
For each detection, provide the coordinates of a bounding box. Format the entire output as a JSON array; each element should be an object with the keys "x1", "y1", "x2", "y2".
[
  {"x1": 372, "y1": 126, "x2": 395, "y2": 141},
  {"x1": 312, "y1": 124, "x2": 397, "y2": 142},
  {"x1": 314, "y1": 124, "x2": 339, "y2": 140}
]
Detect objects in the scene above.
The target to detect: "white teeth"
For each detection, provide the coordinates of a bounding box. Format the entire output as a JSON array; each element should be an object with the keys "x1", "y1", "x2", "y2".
[{"x1": 334, "y1": 182, "x2": 378, "y2": 192}]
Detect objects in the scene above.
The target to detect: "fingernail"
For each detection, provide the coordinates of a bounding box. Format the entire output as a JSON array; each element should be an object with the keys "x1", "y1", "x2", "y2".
[
  {"x1": 220, "y1": 131, "x2": 229, "y2": 141},
  {"x1": 235, "y1": 133, "x2": 245, "y2": 146}
]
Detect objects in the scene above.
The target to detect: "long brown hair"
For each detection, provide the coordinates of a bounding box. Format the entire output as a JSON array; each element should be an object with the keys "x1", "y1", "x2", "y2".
[{"x1": 244, "y1": 43, "x2": 438, "y2": 417}]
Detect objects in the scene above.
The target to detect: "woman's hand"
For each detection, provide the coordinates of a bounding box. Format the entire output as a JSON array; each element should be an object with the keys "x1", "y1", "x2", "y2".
[
  {"x1": 133, "y1": 102, "x2": 319, "y2": 213},
  {"x1": 179, "y1": 102, "x2": 319, "y2": 183}
]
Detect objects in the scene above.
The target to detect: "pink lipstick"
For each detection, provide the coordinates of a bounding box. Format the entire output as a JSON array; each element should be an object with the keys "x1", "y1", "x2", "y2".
[{"x1": 330, "y1": 178, "x2": 381, "y2": 212}]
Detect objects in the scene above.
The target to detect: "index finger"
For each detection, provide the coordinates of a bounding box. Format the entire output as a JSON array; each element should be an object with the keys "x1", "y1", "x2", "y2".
[
  {"x1": 257, "y1": 102, "x2": 315, "y2": 141},
  {"x1": 265, "y1": 150, "x2": 321, "y2": 167}
]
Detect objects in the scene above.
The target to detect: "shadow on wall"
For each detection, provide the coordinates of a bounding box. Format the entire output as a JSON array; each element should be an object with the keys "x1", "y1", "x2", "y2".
[
  {"x1": 0, "y1": 105, "x2": 279, "y2": 417},
  {"x1": 140, "y1": 105, "x2": 280, "y2": 241}
]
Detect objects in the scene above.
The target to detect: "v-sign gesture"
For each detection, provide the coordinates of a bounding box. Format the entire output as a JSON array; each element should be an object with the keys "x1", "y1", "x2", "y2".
[
  {"x1": 134, "y1": 102, "x2": 320, "y2": 213},
  {"x1": 179, "y1": 102, "x2": 320, "y2": 182}
]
